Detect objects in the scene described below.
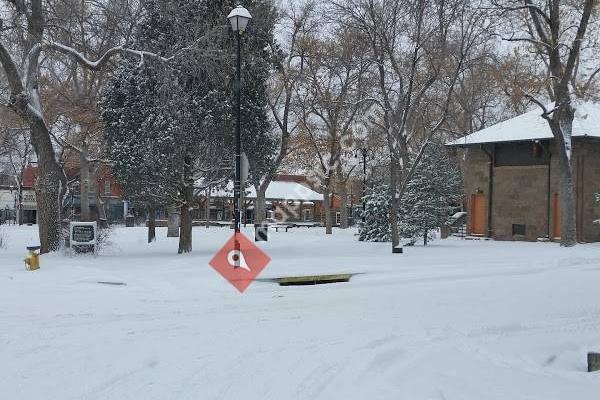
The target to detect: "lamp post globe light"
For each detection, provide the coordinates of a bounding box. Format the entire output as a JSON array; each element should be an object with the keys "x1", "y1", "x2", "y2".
[{"x1": 227, "y1": 5, "x2": 252, "y2": 234}]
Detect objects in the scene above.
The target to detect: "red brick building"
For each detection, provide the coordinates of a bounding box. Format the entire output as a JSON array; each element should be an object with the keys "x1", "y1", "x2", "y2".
[{"x1": 18, "y1": 164, "x2": 125, "y2": 223}]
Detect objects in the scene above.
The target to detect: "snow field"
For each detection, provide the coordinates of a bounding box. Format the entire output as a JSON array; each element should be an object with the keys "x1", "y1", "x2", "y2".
[{"x1": 1, "y1": 225, "x2": 599, "y2": 399}]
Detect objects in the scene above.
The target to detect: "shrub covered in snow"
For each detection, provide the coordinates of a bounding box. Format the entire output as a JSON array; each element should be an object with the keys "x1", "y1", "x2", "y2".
[{"x1": 358, "y1": 185, "x2": 392, "y2": 242}]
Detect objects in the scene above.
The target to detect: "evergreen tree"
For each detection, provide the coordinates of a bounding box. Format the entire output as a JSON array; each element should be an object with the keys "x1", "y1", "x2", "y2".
[
  {"x1": 398, "y1": 142, "x2": 462, "y2": 245},
  {"x1": 358, "y1": 143, "x2": 462, "y2": 245},
  {"x1": 100, "y1": 62, "x2": 171, "y2": 243},
  {"x1": 101, "y1": 0, "x2": 277, "y2": 252},
  {"x1": 358, "y1": 185, "x2": 392, "y2": 242}
]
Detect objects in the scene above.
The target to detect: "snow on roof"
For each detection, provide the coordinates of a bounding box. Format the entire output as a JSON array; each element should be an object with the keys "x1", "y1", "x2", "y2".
[
  {"x1": 447, "y1": 101, "x2": 600, "y2": 146},
  {"x1": 210, "y1": 180, "x2": 323, "y2": 201}
]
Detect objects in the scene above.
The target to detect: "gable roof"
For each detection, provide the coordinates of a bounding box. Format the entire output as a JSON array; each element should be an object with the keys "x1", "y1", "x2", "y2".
[{"x1": 447, "y1": 101, "x2": 600, "y2": 146}]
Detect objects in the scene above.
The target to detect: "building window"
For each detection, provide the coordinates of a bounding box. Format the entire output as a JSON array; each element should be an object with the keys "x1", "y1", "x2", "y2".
[
  {"x1": 494, "y1": 142, "x2": 549, "y2": 166},
  {"x1": 512, "y1": 224, "x2": 526, "y2": 236},
  {"x1": 335, "y1": 211, "x2": 341, "y2": 225},
  {"x1": 104, "y1": 180, "x2": 111, "y2": 195},
  {"x1": 303, "y1": 208, "x2": 312, "y2": 221}
]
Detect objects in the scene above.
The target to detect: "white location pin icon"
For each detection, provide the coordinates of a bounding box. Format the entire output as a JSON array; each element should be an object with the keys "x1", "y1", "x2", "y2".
[{"x1": 227, "y1": 249, "x2": 251, "y2": 271}]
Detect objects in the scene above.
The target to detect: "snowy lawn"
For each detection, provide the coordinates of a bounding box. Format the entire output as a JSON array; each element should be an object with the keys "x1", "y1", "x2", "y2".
[{"x1": 1, "y1": 224, "x2": 599, "y2": 399}]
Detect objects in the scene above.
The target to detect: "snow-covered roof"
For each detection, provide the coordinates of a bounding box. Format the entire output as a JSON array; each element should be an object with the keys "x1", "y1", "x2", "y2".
[
  {"x1": 210, "y1": 180, "x2": 323, "y2": 201},
  {"x1": 447, "y1": 101, "x2": 600, "y2": 146}
]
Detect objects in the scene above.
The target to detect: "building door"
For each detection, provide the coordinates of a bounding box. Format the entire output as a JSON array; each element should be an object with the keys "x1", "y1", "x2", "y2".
[
  {"x1": 470, "y1": 193, "x2": 486, "y2": 235},
  {"x1": 553, "y1": 193, "x2": 560, "y2": 239}
]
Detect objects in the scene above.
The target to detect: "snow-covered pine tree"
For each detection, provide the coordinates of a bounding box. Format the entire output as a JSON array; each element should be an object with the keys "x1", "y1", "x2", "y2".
[
  {"x1": 358, "y1": 185, "x2": 392, "y2": 242},
  {"x1": 398, "y1": 142, "x2": 462, "y2": 245},
  {"x1": 101, "y1": 62, "x2": 178, "y2": 243},
  {"x1": 101, "y1": 0, "x2": 277, "y2": 252}
]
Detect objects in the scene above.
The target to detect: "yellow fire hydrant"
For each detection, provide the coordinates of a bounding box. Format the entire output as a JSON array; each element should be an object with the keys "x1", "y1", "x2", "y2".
[{"x1": 24, "y1": 246, "x2": 41, "y2": 271}]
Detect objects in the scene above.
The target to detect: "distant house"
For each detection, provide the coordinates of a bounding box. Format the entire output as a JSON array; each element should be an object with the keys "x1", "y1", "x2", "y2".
[
  {"x1": 198, "y1": 174, "x2": 361, "y2": 225},
  {"x1": 203, "y1": 175, "x2": 324, "y2": 224},
  {"x1": 19, "y1": 164, "x2": 125, "y2": 223},
  {"x1": 0, "y1": 174, "x2": 17, "y2": 223},
  {"x1": 447, "y1": 101, "x2": 600, "y2": 242},
  {"x1": 19, "y1": 165, "x2": 39, "y2": 224}
]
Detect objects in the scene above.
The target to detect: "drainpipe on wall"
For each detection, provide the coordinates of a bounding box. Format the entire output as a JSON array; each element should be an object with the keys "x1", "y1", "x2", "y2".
[
  {"x1": 481, "y1": 144, "x2": 494, "y2": 238},
  {"x1": 546, "y1": 146, "x2": 552, "y2": 239}
]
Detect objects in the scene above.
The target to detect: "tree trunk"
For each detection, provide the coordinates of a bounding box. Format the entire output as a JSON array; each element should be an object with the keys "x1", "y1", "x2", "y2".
[
  {"x1": 167, "y1": 205, "x2": 180, "y2": 237},
  {"x1": 556, "y1": 146, "x2": 577, "y2": 246},
  {"x1": 339, "y1": 181, "x2": 349, "y2": 229},
  {"x1": 205, "y1": 186, "x2": 211, "y2": 228},
  {"x1": 254, "y1": 184, "x2": 267, "y2": 224},
  {"x1": 96, "y1": 193, "x2": 107, "y2": 228},
  {"x1": 552, "y1": 107, "x2": 577, "y2": 247},
  {"x1": 423, "y1": 231, "x2": 428, "y2": 246},
  {"x1": 178, "y1": 199, "x2": 192, "y2": 253},
  {"x1": 323, "y1": 185, "x2": 333, "y2": 234},
  {"x1": 389, "y1": 156, "x2": 400, "y2": 250},
  {"x1": 30, "y1": 121, "x2": 63, "y2": 253},
  {"x1": 178, "y1": 157, "x2": 193, "y2": 253},
  {"x1": 16, "y1": 186, "x2": 22, "y2": 225},
  {"x1": 35, "y1": 166, "x2": 63, "y2": 253},
  {"x1": 147, "y1": 203, "x2": 156, "y2": 243},
  {"x1": 79, "y1": 145, "x2": 91, "y2": 222},
  {"x1": 558, "y1": 156, "x2": 577, "y2": 246}
]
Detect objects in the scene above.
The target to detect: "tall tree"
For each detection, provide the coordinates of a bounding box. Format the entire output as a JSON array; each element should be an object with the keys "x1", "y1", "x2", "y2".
[
  {"x1": 253, "y1": 1, "x2": 315, "y2": 224},
  {"x1": 298, "y1": 25, "x2": 371, "y2": 234}
]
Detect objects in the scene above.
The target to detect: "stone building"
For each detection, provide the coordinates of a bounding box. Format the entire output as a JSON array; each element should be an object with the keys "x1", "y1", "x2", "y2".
[{"x1": 447, "y1": 102, "x2": 600, "y2": 242}]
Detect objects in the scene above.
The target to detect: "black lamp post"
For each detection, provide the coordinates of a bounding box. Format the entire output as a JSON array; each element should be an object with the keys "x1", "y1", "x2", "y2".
[
  {"x1": 355, "y1": 147, "x2": 369, "y2": 222},
  {"x1": 227, "y1": 5, "x2": 252, "y2": 233}
]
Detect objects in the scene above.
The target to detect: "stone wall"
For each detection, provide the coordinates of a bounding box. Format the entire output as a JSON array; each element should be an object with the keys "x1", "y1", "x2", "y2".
[
  {"x1": 460, "y1": 146, "x2": 490, "y2": 236},
  {"x1": 575, "y1": 140, "x2": 600, "y2": 242}
]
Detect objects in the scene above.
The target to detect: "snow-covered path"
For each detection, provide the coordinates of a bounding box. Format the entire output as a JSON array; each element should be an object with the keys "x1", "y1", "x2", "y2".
[{"x1": 1, "y1": 225, "x2": 599, "y2": 399}]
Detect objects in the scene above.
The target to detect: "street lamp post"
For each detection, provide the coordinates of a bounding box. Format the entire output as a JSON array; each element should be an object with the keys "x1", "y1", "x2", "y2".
[
  {"x1": 357, "y1": 147, "x2": 368, "y2": 222},
  {"x1": 227, "y1": 5, "x2": 252, "y2": 234}
]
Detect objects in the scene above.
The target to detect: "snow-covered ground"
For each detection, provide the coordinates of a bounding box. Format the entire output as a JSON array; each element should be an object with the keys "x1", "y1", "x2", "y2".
[{"x1": 1, "y1": 224, "x2": 599, "y2": 399}]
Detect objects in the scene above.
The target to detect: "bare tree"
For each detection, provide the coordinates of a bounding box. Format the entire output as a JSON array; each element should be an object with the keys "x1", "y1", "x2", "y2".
[
  {"x1": 252, "y1": 2, "x2": 315, "y2": 224},
  {"x1": 334, "y1": 0, "x2": 491, "y2": 250},
  {"x1": 297, "y1": 26, "x2": 371, "y2": 234},
  {"x1": 41, "y1": 0, "x2": 143, "y2": 223}
]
